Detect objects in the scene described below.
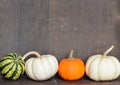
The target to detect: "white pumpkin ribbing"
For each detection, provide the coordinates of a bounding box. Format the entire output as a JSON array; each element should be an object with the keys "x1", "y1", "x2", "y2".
[
  {"x1": 86, "y1": 45, "x2": 120, "y2": 81},
  {"x1": 23, "y1": 51, "x2": 58, "y2": 81},
  {"x1": 25, "y1": 58, "x2": 35, "y2": 80},
  {"x1": 86, "y1": 55, "x2": 120, "y2": 81}
]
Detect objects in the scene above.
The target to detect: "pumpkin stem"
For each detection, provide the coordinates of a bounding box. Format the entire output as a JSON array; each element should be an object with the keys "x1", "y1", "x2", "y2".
[
  {"x1": 103, "y1": 45, "x2": 114, "y2": 56},
  {"x1": 68, "y1": 49, "x2": 74, "y2": 60},
  {"x1": 22, "y1": 51, "x2": 41, "y2": 60},
  {"x1": 15, "y1": 57, "x2": 21, "y2": 63}
]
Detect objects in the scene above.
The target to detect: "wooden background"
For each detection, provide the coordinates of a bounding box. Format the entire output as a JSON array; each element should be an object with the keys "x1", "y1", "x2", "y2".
[
  {"x1": 0, "y1": 0, "x2": 120, "y2": 85},
  {"x1": 0, "y1": 0, "x2": 120, "y2": 62}
]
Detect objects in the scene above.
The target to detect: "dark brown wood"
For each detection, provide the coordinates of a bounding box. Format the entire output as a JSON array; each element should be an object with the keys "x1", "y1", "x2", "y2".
[
  {"x1": 0, "y1": 75, "x2": 58, "y2": 85},
  {"x1": 56, "y1": 77, "x2": 120, "y2": 85},
  {"x1": 0, "y1": 0, "x2": 120, "y2": 85},
  {"x1": 0, "y1": 0, "x2": 49, "y2": 56},
  {"x1": 0, "y1": 0, "x2": 120, "y2": 60},
  {"x1": 0, "y1": 75, "x2": 120, "y2": 85},
  {"x1": 0, "y1": 0, "x2": 120, "y2": 61},
  {"x1": 49, "y1": 0, "x2": 120, "y2": 61}
]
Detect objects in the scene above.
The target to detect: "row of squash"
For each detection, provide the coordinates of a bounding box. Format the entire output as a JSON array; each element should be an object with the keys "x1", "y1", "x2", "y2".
[{"x1": 0, "y1": 45, "x2": 120, "y2": 81}]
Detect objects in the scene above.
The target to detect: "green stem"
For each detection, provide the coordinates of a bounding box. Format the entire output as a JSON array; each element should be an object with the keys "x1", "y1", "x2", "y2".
[{"x1": 68, "y1": 49, "x2": 74, "y2": 60}]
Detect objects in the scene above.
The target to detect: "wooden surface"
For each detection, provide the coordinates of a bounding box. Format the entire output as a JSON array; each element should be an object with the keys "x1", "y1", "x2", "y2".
[
  {"x1": 0, "y1": 75, "x2": 120, "y2": 85},
  {"x1": 0, "y1": 0, "x2": 120, "y2": 61},
  {"x1": 0, "y1": 0, "x2": 120, "y2": 85},
  {"x1": 49, "y1": 0, "x2": 120, "y2": 61}
]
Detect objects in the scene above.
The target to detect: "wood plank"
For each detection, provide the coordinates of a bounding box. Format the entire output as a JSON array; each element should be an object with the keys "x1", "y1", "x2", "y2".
[
  {"x1": 0, "y1": 0, "x2": 120, "y2": 84},
  {"x1": 0, "y1": 0, "x2": 49, "y2": 57},
  {"x1": 0, "y1": 0, "x2": 119, "y2": 61},
  {"x1": 0, "y1": 75, "x2": 58, "y2": 85},
  {"x1": 56, "y1": 77, "x2": 120, "y2": 85},
  {"x1": 49, "y1": 0, "x2": 119, "y2": 61}
]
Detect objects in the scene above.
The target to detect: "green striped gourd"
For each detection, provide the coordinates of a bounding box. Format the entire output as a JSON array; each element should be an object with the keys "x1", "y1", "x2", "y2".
[{"x1": 0, "y1": 53, "x2": 25, "y2": 80}]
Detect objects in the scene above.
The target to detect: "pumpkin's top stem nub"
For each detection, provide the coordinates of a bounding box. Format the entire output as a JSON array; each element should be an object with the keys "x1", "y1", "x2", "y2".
[
  {"x1": 103, "y1": 45, "x2": 114, "y2": 56},
  {"x1": 22, "y1": 51, "x2": 41, "y2": 60},
  {"x1": 68, "y1": 49, "x2": 74, "y2": 60}
]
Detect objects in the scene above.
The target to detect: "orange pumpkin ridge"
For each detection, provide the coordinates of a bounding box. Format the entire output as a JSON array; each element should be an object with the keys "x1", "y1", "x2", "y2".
[{"x1": 58, "y1": 50, "x2": 85, "y2": 80}]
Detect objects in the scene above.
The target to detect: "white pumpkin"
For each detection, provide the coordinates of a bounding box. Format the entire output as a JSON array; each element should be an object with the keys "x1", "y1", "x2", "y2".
[
  {"x1": 22, "y1": 51, "x2": 58, "y2": 81},
  {"x1": 86, "y1": 45, "x2": 120, "y2": 81}
]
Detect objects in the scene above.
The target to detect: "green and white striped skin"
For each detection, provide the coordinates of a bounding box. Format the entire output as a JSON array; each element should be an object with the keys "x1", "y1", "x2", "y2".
[{"x1": 0, "y1": 53, "x2": 25, "y2": 80}]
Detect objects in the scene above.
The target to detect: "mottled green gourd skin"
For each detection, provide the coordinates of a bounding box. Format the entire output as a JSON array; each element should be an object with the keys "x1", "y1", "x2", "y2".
[{"x1": 0, "y1": 53, "x2": 25, "y2": 80}]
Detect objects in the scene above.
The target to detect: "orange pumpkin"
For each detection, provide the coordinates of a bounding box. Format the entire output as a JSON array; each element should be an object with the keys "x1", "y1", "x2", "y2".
[{"x1": 58, "y1": 50, "x2": 85, "y2": 80}]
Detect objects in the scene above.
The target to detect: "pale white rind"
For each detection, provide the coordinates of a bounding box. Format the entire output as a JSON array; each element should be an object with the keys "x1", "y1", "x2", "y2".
[
  {"x1": 86, "y1": 54, "x2": 120, "y2": 81},
  {"x1": 25, "y1": 55, "x2": 58, "y2": 81}
]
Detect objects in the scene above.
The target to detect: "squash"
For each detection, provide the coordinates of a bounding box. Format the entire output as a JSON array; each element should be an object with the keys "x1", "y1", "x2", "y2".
[
  {"x1": 58, "y1": 50, "x2": 85, "y2": 80},
  {"x1": 22, "y1": 51, "x2": 58, "y2": 81},
  {"x1": 0, "y1": 53, "x2": 25, "y2": 80},
  {"x1": 86, "y1": 45, "x2": 120, "y2": 81}
]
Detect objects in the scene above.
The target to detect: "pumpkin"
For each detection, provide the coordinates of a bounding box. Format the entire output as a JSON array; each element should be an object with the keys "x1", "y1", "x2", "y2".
[
  {"x1": 0, "y1": 53, "x2": 25, "y2": 80},
  {"x1": 22, "y1": 51, "x2": 58, "y2": 81},
  {"x1": 58, "y1": 50, "x2": 85, "y2": 80},
  {"x1": 86, "y1": 45, "x2": 120, "y2": 81}
]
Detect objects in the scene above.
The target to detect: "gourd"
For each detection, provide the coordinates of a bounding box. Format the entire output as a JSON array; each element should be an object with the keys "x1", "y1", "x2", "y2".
[
  {"x1": 0, "y1": 53, "x2": 25, "y2": 80},
  {"x1": 22, "y1": 51, "x2": 58, "y2": 81},
  {"x1": 86, "y1": 45, "x2": 120, "y2": 81},
  {"x1": 58, "y1": 50, "x2": 85, "y2": 80}
]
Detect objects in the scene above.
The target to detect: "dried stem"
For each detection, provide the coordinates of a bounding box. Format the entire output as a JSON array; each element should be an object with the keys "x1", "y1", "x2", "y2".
[
  {"x1": 68, "y1": 49, "x2": 74, "y2": 60},
  {"x1": 22, "y1": 51, "x2": 41, "y2": 60},
  {"x1": 103, "y1": 45, "x2": 114, "y2": 56}
]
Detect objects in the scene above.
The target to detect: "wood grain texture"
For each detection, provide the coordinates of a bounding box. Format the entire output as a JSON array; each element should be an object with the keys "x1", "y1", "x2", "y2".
[
  {"x1": 0, "y1": 0, "x2": 119, "y2": 61},
  {"x1": 0, "y1": 0, "x2": 49, "y2": 57},
  {"x1": 56, "y1": 77, "x2": 120, "y2": 85},
  {"x1": 0, "y1": 74, "x2": 119, "y2": 85},
  {"x1": 49, "y1": 0, "x2": 120, "y2": 61},
  {"x1": 0, "y1": 0, "x2": 120, "y2": 84},
  {"x1": 0, "y1": 75, "x2": 58, "y2": 85}
]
